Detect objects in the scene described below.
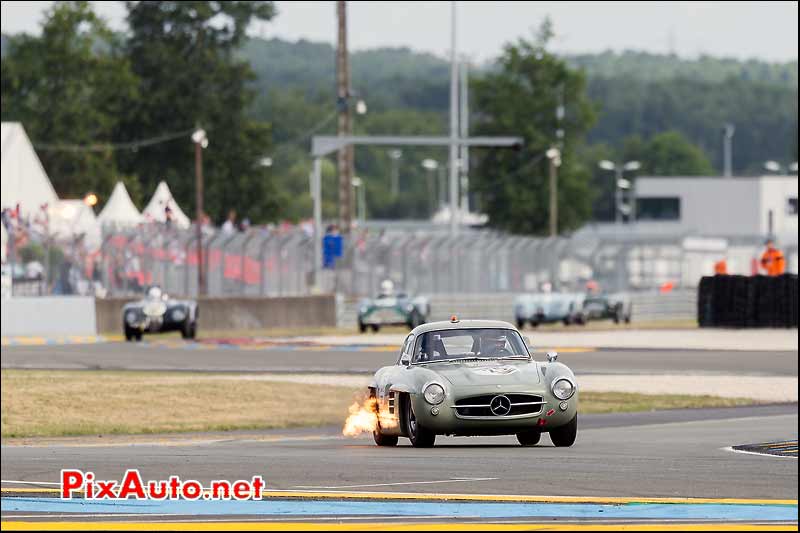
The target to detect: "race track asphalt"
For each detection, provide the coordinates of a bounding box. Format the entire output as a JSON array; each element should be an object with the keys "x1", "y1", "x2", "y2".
[
  {"x1": 1, "y1": 341, "x2": 797, "y2": 376},
  {"x1": 2, "y1": 342, "x2": 797, "y2": 526}
]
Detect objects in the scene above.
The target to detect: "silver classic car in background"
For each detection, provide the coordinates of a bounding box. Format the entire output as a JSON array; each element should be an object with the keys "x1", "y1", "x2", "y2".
[
  {"x1": 515, "y1": 290, "x2": 633, "y2": 328},
  {"x1": 357, "y1": 280, "x2": 430, "y2": 332},
  {"x1": 122, "y1": 286, "x2": 198, "y2": 341},
  {"x1": 367, "y1": 318, "x2": 579, "y2": 448},
  {"x1": 514, "y1": 292, "x2": 586, "y2": 328}
]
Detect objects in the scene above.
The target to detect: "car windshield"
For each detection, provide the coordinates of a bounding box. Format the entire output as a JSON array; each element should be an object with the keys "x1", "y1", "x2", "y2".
[{"x1": 412, "y1": 328, "x2": 529, "y2": 364}]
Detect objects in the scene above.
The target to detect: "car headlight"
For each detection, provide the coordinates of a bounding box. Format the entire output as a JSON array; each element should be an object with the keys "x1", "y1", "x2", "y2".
[
  {"x1": 359, "y1": 306, "x2": 369, "y2": 314},
  {"x1": 172, "y1": 308, "x2": 187, "y2": 322},
  {"x1": 125, "y1": 311, "x2": 138, "y2": 325},
  {"x1": 423, "y1": 383, "x2": 445, "y2": 405},
  {"x1": 552, "y1": 378, "x2": 576, "y2": 400}
]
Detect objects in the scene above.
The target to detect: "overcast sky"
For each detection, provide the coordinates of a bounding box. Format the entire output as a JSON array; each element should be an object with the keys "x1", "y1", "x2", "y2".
[{"x1": 2, "y1": 1, "x2": 797, "y2": 63}]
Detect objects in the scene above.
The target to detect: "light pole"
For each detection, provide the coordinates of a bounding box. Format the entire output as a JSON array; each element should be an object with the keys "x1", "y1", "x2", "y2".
[
  {"x1": 598, "y1": 159, "x2": 640, "y2": 291},
  {"x1": 598, "y1": 160, "x2": 641, "y2": 225},
  {"x1": 723, "y1": 123, "x2": 735, "y2": 177},
  {"x1": 352, "y1": 176, "x2": 366, "y2": 225},
  {"x1": 546, "y1": 147, "x2": 561, "y2": 237},
  {"x1": 192, "y1": 128, "x2": 208, "y2": 296},
  {"x1": 388, "y1": 149, "x2": 402, "y2": 198},
  {"x1": 448, "y1": 0, "x2": 459, "y2": 236},
  {"x1": 421, "y1": 159, "x2": 439, "y2": 217}
]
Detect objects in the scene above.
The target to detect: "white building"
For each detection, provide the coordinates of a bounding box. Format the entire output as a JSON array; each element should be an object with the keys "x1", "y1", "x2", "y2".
[{"x1": 633, "y1": 175, "x2": 798, "y2": 245}]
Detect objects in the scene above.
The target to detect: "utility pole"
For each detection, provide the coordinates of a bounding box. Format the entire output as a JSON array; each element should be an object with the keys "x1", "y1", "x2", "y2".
[
  {"x1": 459, "y1": 57, "x2": 469, "y2": 214},
  {"x1": 192, "y1": 128, "x2": 208, "y2": 296},
  {"x1": 548, "y1": 149, "x2": 559, "y2": 237},
  {"x1": 723, "y1": 123, "x2": 735, "y2": 178},
  {"x1": 448, "y1": 0, "x2": 459, "y2": 236},
  {"x1": 388, "y1": 149, "x2": 402, "y2": 198},
  {"x1": 336, "y1": 0, "x2": 353, "y2": 234}
]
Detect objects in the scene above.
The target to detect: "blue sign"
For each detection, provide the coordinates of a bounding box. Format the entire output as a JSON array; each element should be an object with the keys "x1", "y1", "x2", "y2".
[{"x1": 323, "y1": 234, "x2": 343, "y2": 269}]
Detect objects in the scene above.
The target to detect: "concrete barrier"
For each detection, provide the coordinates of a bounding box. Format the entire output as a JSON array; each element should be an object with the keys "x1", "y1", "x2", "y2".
[
  {"x1": 95, "y1": 295, "x2": 336, "y2": 334},
  {"x1": 1, "y1": 296, "x2": 97, "y2": 336}
]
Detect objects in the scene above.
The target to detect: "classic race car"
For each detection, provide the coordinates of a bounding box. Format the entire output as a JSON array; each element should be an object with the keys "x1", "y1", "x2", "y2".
[
  {"x1": 582, "y1": 293, "x2": 633, "y2": 324},
  {"x1": 367, "y1": 318, "x2": 578, "y2": 447},
  {"x1": 357, "y1": 280, "x2": 429, "y2": 333},
  {"x1": 122, "y1": 286, "x2": 198, "y2": 341},
  {"x1": 514, "y1": 292, "x2": 586, "y2": 328}
]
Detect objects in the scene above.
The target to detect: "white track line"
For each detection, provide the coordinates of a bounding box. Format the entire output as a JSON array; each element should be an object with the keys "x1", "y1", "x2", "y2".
[
  {"x1": 1, "y1": 480, "x2": 60, "y2": 486},
  {"x1": 720, "y1": 446, "x2": 798, "y2": 459},
  {"x1": 292, "y1": 477, "x2": 498, "y2": 489}
]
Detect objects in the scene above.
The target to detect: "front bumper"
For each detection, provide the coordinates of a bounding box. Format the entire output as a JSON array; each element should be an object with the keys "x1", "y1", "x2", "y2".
[{"x1": 411, "y1": 386, "x2": 578, "y2": 436}]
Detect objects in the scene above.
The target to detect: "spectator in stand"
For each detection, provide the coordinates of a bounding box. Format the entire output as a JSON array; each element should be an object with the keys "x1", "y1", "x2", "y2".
[
  {"x1": 760, "y1": 238, "x2": 786, "y2": 276},
  {"x1": 164, "y1": 204, "x2": 174, "y2": 230},
  {"x1": 239, "y1": 217, "x2": 251, "y2": 232},
  {"x1": 221, "y1": 210, "x2": 237, "y2": 235}
]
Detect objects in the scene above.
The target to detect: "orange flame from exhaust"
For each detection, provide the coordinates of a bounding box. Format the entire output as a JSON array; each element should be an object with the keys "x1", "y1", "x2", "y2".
[{"x1": 342, "y1": 396, "x2": 397, "y2": 437}]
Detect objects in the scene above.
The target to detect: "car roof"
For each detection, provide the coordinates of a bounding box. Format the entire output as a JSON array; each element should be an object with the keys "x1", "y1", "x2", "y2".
[{"x1": 410, "y1": 319, "x2": 518, "y2": 336}]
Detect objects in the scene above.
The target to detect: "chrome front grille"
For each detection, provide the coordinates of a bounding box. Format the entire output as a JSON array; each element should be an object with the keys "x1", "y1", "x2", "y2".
[{"x1": 452, "y1": 393, "x2": 545, "y2": 419}]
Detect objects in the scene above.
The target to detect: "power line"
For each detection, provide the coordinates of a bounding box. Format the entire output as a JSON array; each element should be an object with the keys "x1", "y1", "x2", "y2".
[{"x1": 33, "y1": 128, "x2": 198, "y2": 152}]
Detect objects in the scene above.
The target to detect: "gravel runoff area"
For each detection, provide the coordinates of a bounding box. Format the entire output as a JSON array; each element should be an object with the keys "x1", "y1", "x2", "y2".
[
  {"x1": 289, "y1": 328, "x2": 799, "y2": 352},
  {"x1": 208, "y1": 373, "x2": 798, "y2": 403}
]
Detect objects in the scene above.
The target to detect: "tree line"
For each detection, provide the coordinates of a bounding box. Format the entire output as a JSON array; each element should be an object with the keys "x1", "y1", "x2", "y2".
[{"x1": 1, "y1": 1, "x2": 797, "y2": 234}]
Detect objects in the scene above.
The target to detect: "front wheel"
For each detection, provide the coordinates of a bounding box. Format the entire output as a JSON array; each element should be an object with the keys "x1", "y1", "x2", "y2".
[
  {"x1": 404, "y1": 395, "x2": 435, "y2": 448},
  {"x1": 516, "y1": 430, "x2": 541, "y2": 447},
  {"x1": 549, "y1": 413, "x2": 577, "y2": 447},
  {"x1": 124, "y1": 327, "x2": 134, "y2": 341},
  {"x1": 358, "y1": 321, "x2": 367, "y2": 334}
]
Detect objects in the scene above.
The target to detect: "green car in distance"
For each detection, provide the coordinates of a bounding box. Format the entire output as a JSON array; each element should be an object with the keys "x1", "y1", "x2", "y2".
[
  {"x1": 367, "y1": 318, "x2": 579, "y2": 448},
  {"x1": 357, "y1": 280, "x2": 429, "y2": 333}
]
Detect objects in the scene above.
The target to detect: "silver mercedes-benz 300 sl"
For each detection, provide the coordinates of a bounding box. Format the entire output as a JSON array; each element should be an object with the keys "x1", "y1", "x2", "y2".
[{"x1": 367, "y1": 318, "x2": 578, "y2": 448}]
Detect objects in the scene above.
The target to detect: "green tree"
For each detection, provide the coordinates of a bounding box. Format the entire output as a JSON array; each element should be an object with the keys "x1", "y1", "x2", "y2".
[
  {"x1": 471, "y1": 21, "x2": 597, "y2": 235},
  {"x1": 625, "y1": 131, "x2": 714, "y2": 176},
  {"x1": 118, "y1": 1, "x2": 277, "y2": 224},
  {"x1": 0, "y1": 1, "x2": 137, "y2": 202}
]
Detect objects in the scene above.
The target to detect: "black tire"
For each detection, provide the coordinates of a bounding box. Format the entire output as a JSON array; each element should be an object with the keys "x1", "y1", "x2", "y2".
[
  {"x1": 530, "y1": 321, "x2": 539, "y2": 328},
  {"x1": 181, "y1": 320, "x2": 196, "y2": 340},
  {"x1": 403, "y1": 395, "x2": 435, "y2": 448},
  {"x1": 624, "y1": 314, "x2": 631, "y2": 324},
  {"x1": 562, "y1": 317, "x2": 571, "y2": 326},
  {"x1": 358, "y1": 321, "x2": 367, "y2": 334},
  {"x1": 549, "y1": 413, "x2": 577, "y2": 447},
  {"x1": 134, "y1": 331, "x2": 143, "y2": 342},
  {"x1": 124, "y1": 327, "x2": 133, "y2": 341},
  {"x1": 516, "y1": 430, "x2": 542, "y2": 447},
  {"x1": 407, "y1": 310, "x2": 423, "y2": 330},
  {"x1": 371, "y1": 324, "x2": 380, "y2": 333},
  {"x1": 516, "y1": 318, "x2": 526, "y2": 330}
]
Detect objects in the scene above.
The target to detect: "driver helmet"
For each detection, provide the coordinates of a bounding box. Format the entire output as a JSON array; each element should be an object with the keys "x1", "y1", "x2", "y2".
[
  {"x1": 146, "y1": 286, "x2": 163, "y2": 300},
  {"x1": 379, "y1": 279, "x2": 395, "y2": 297}
]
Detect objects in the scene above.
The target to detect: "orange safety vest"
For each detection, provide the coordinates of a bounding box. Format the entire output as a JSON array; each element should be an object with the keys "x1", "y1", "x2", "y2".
[{"x1": 760, "y1": 248, "x2": 786, "y2": 276}]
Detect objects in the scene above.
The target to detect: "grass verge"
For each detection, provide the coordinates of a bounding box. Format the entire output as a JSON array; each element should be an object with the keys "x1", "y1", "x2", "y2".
[{"x1": 2, "y1": 369, "x2": 755, "y2": 439}]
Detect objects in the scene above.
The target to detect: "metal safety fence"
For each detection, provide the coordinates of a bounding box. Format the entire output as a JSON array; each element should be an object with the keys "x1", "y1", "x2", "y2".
[{"x1": 93, "y1": 224, "x2": 797, "y2": 299}]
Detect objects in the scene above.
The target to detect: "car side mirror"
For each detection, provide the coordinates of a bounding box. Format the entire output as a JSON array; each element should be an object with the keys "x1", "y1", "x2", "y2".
[
  {"x1": 546, "y1": 351, "x2": 558, "y2": 363},
  {"x1": 400, "y1": 356, "x2": 410, "y2": 367}
]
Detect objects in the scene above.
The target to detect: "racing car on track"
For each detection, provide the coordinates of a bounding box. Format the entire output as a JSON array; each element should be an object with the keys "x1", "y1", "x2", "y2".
[
  {"x1": 122, "y1": 286, "x2": 198, "y2": 341},
  {"x1": 582, "y1": 293, "x2": 633, "y2": 324},
  {"x1": 366, "y1": 317, "x2": 578, "y2": 447},
  {"x1": 514, "y1": 291, "x2": 586, "y2": 328},
  {"x1": 357, "y1": 280, "x2": 429, "y2": 333}
]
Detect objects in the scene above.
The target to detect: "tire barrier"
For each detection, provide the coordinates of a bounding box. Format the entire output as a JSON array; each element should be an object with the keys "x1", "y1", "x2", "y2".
[{"x1": 697, "y1": 274, "x2": 798, "y2": 328}]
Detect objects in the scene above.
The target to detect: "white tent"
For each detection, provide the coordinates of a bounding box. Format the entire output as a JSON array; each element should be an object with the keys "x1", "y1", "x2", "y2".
[
  {"x1": 1, "y1": 122, "x2": 59, "y2": 220},
  {"x1": 49, "y1": 199, "x2": 102, "y2": 251},
  {"x1": 143, "y1": 181, "x2": 191, "y2": 229},
  {"x1": 97, "y1": 181, "x2": 143, "y2": 229}
]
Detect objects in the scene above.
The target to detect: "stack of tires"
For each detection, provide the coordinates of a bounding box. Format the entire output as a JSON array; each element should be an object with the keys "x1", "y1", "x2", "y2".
[{"x1": 697, "y1": 274, "x2": 798, "y2": 328}]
